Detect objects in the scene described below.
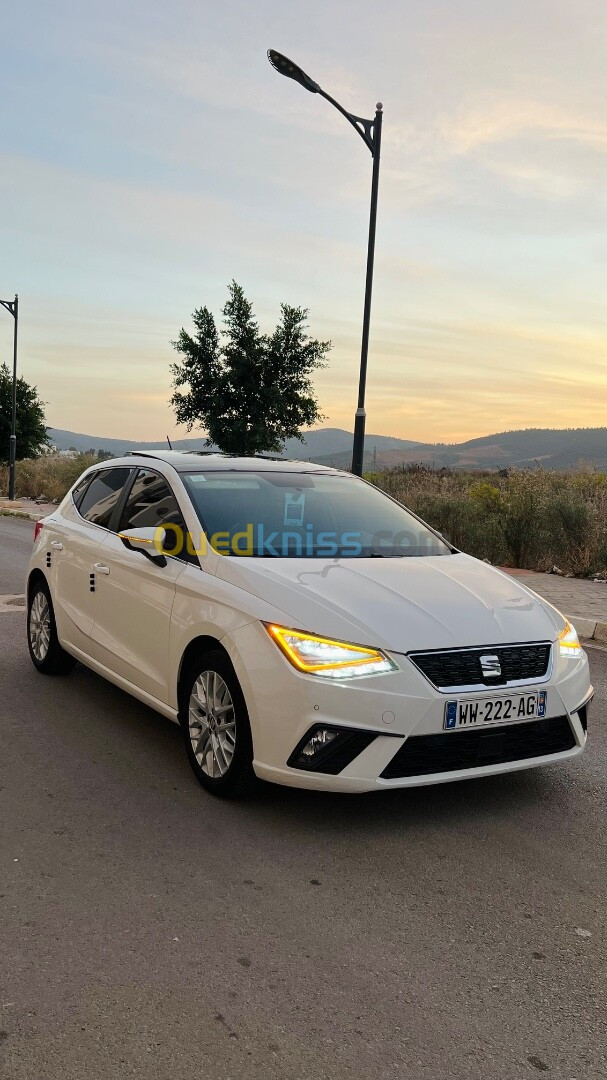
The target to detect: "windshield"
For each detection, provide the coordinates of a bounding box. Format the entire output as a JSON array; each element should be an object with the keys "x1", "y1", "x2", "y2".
[{"x1": 180, "y1": 471, "x2": 450, "y2": 559}]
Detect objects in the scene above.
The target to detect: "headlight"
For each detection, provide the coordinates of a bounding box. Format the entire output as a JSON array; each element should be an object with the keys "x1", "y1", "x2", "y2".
[
  {"x1": 265, "y1": 624, "x2": 398, "y2": 679},
  {"x1": 558, "y1": 620, "x2": 582, "y2": 657}
]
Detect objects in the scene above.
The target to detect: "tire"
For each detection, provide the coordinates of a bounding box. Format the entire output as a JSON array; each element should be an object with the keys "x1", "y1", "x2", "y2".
[
  {"x1": 179, "y1": 649, "x2": 255, "y2": 797},
  {"x1": 27, "y1": 578, "x2": 76, "y2": 676}
]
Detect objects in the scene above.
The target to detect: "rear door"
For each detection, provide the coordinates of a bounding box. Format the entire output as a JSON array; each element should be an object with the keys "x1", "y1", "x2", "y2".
[
  {"x1": 89, "y1": 468, "x2": 189, "y2": 703},
  {"x1": 52, "y1": 467, "x2": 134, "y2": 654}
]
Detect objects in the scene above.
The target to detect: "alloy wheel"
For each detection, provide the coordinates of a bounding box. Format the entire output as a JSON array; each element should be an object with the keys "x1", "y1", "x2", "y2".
[
  {"x1": 188, "y1": 670, "x2": 236, "y2": 778},
  {"x1": 29, "y1": 591, "x2": 51, "y2": 662}
]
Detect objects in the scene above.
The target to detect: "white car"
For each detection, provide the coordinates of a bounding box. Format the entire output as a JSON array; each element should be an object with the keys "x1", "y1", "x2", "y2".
[{"x1": 26, "y1": 451, "x2": 592, "y2": 796}]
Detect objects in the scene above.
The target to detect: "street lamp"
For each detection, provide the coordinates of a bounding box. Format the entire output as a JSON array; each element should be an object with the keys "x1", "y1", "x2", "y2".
[
  {"x1": 0, "y1": 293, "x2": 19, "y2": 501},
  {"x1": 268, "y1": 49, "x2": 383, "y2": 476}
]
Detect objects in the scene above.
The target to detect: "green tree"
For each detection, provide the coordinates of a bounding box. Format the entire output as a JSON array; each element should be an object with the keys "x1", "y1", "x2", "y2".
[
  {"x1": 170, "y1": 281, "x2": 330, "y2": 455},
  {"x1": 0, "y1": 363, "x2": 49, "y2": 463}
]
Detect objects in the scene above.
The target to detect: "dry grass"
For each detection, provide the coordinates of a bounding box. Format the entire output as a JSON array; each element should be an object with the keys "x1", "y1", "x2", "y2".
[
  {"x1": 0, "y1": 454, "x2": 98, "y2": 503},
  {"x1": 371, "y1": 465, "x2": 607, "y2": 576}
]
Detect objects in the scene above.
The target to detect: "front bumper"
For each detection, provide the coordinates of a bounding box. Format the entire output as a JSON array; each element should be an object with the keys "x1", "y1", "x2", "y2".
[{"x1": 225, "y1": 622, "x2": 592, "y2": 793}]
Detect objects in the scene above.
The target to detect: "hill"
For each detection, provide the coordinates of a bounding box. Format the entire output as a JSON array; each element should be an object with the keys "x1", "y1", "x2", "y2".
[
  {"x1": 47, "y1": 427, "x2": 421, "y2": 460},
  {"x1": 309, "y1": 428, "x2": 607, "y2": 471},
  {"x1": 46, "y1": 425, "x2": 607, "y2": 471},
  {"x1": 362, "y1": 427, "x2": 607, "y2": 471}
]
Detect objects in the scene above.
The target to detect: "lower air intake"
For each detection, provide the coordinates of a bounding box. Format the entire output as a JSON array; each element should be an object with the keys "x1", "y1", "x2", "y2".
[{"x1": 380, "y1": 716, "x2": 576, "y2": 779}]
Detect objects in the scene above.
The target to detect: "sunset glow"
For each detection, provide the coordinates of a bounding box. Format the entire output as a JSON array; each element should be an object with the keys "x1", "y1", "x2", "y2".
[{"x1": 1, "y1": 0, "x2": 606, "y2": 443}]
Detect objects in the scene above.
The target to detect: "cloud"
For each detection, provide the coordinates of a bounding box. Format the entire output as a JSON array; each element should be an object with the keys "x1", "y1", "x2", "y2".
[{"x1": 441, "y1": 100, "x2": 607, "y2": 154}]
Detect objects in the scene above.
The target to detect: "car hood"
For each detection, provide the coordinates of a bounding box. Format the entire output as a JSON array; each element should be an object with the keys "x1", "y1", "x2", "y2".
[{"x1": 216, "y1": 552, "x2": 564, "y2": 653}]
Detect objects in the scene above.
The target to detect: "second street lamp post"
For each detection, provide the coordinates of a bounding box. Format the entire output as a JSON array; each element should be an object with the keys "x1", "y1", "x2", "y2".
[
  {"x1": 0, "y1": 294, "x2": 19, "y2": 501},
  {"x1": 267, "y1": 50, "x2": 382, "y2": 476}
]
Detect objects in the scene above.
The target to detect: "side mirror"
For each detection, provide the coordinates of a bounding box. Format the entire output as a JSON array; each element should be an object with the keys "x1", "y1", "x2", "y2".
[{"x1": 118, "y1": 526, "x2": 167, "y2": 567}]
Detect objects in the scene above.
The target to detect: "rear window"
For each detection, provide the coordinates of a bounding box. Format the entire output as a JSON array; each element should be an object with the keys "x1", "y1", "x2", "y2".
[
  {"x1": 71, "y1": 474, "x2": 93, "y2": 510},
  {"x1": 78, "y1": 468, "x2": 132, "y2": 530}
]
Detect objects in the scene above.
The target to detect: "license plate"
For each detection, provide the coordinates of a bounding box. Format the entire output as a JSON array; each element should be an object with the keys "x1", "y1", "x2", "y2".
[{"x1": 444, "y1": 690, "x2": 547, "y2": 730}]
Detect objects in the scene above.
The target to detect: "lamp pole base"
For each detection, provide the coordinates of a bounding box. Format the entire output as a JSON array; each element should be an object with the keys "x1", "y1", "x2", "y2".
[
  {"x1": 351, "y1": 408, "x2": 366, "y2": 476},
  {"x1": 7, "y1": 432, "x2": 16, "y2": 503}
]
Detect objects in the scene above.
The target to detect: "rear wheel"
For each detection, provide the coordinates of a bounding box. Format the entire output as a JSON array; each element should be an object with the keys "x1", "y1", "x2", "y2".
[
  {"x1": 27, "y1": 579, "x2": 75, "y2": 675},
  {"x1": 179, "y1": 650, "x2": 255, "y2": 797}
]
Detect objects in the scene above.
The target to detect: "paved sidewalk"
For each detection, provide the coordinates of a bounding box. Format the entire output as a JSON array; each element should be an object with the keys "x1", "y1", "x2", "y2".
[
  {"x1": 503, "y1": 568, "x2": 607, "y2": 642},
  {"x1": 0, "y1": 498, "x2": 56, "y2": 520}
]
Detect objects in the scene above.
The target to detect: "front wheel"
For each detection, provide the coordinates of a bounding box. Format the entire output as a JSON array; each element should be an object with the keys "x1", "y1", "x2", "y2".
[
  {"x1": 179, "y1": 650, "x2": 255, "y2": 797},
  {"x1": 27, "y1": 579, "x2": 75, "y2": 675}
]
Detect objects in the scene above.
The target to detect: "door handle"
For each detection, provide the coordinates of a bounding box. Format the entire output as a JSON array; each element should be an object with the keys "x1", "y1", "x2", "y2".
[
  {"x1": 93, "y1": 563, "x2": 111, "y2": 575},
  {"x1": 50, "y1": 541, "x2": 64, "y2": 550}
]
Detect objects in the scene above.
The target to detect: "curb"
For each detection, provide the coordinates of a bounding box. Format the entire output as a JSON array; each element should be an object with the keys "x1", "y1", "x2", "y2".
[
  {"x1": 0, "y1": 594, "x2": 26, "y2": 613},
  {"x1": 0, "y1": 506, "x2": 49, "y2": 522},
  {"x1": 571, "y1": 616, "x2": 607, "y2": 644}
]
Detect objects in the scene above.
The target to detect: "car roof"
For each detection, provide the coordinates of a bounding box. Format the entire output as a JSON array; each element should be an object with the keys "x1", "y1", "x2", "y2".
[{"x1": 109, "y1": 450, "x2": 349, "y2": 476}]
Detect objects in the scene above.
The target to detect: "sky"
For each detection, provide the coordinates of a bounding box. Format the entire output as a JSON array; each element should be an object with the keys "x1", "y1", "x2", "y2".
[{"x1": 1, "y1": 0, "x2": 607, "y2": 444}]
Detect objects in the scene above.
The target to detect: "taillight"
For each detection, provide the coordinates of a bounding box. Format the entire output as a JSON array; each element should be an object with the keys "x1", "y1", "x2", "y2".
[{"x1": 34, "y1": 521, "x2": 44, "y2": 542}]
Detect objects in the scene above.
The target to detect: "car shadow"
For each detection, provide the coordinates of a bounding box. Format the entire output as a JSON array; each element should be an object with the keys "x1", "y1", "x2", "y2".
[{"x1": 63, "y1": 659, "x2": 570, "y2": 838}]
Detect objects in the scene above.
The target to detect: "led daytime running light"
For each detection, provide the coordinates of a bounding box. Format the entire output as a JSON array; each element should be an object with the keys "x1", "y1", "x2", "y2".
[
  {"x1": 265, "y1": 624, "x2": 397, "y2": 679},
  {"x1": 558, "y1": 620, "x2": 582, "y2": 656}
]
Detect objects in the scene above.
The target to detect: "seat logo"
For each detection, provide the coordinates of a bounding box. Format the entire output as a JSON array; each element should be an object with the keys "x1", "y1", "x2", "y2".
[{"x1": 480, "y1": 654, "x2": 501, "y2": 677}]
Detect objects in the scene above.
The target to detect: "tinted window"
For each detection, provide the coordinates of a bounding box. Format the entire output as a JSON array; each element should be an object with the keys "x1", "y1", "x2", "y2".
[
  {"x1": 79, "y1": 468, "x2": 132, "y2": 529},
  {"x1": 119, "y1": 469, "x2": 184, "y2": 533},
  {"x1": 72, "y1": 474, "x2": 93, "y2": 510},
  {"x1": 180, "y1": 471, "x2": 450, "y2": 558}
]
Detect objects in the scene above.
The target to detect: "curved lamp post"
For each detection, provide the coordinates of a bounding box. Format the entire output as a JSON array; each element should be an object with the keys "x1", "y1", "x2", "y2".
[
  {"x1": 267, "y1": 49, "x2": 382, "y2": 476},
  {"x1": 0, "y1": 294, "x2": 18, "y2": 500}
]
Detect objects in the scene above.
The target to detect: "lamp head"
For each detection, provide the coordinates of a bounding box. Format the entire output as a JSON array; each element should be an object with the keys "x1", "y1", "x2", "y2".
[{"x1": 267, "y1": 49, "x2": 320, "y2": 94}]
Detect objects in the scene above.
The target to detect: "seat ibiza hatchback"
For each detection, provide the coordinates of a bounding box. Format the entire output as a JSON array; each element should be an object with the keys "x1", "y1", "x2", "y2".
[{"x1": 26, "y1": 451, "x2": 592, "y2": 796}]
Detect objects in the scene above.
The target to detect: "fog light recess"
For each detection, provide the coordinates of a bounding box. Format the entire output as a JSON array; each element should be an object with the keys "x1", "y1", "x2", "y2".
[
  {"x1": 302, "y1": 728, "x2": 337, "y2": 758},
  {"x1": 287, "y1": 725, "x2": 377, "y2": 774}
]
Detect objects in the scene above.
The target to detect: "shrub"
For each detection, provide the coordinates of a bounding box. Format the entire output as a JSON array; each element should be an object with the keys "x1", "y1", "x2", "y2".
[
  {"x1": 372, "y1": 465, "x2": 607, "y2": 577},
  {"x1": 0, "y1": 454, "x2": 98, "y2": 502},
  {"x1": 468, "y1": 481, "x2": 502, "y2": 514},
  {"x1": 501, "y1": 473, "x2": 539, "y2": 568}
]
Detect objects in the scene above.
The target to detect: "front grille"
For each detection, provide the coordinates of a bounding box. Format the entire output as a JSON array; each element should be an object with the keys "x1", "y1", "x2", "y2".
[
  {"x1": 409, "y1": 643, "x2": 551, "y2": 689},
  {"x1": 380, "y1": 716, "x2": 575, "y2": 779}
]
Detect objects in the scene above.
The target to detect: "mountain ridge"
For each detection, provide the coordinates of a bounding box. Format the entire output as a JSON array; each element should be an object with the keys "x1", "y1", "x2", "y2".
[
  {"x1": 47, "y1": 425, "x2": 607, "y2": 471},
  {"x1": 47, "y1": 427, "x2": 422, "y2": 459}
]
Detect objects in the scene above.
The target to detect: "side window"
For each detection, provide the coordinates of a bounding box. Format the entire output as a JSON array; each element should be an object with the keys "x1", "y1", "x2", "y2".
[
  {"x1": 71, "y1": 474, "x2": 93, "y2": 510},
  {"x1": 119, "y1": 470, "x2": 186, "y2": 553},
  {"x1": 79, "y1": 468, "x2": 133, "y2": 530}
]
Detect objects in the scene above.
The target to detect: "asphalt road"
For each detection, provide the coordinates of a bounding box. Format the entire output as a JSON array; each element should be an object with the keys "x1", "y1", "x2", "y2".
[
  {"x1": 1, "y1": 519, "x2": 606, "y2": 1079},
  {"x1": 0, "y1": 516, "x2": 33, "y2": 594}
]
